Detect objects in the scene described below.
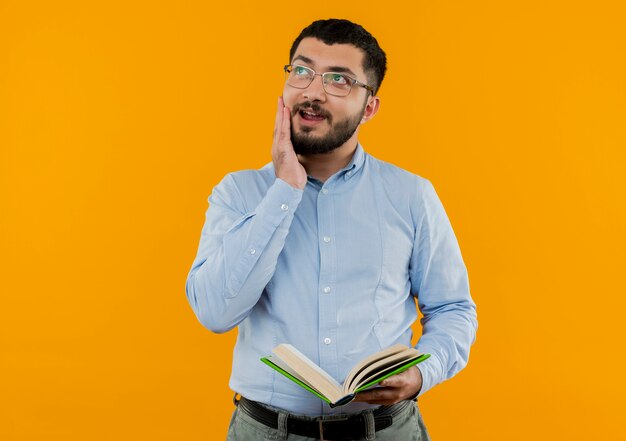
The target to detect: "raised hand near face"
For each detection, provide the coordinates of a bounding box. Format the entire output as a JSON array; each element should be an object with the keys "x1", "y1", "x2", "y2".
[{"x1": 272, "y1": 97, "x2": 307, "y2": 190}]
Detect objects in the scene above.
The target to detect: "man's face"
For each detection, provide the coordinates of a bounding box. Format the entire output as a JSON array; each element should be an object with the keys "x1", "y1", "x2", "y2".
[{"x1": 283, "y1": 38, "x2": 376, "y2": 155}]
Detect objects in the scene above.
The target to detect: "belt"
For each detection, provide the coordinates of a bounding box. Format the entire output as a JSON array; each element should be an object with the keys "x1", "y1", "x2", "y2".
[{"x1": 237, "y1": 396, "x2": 401, "y2": 441}]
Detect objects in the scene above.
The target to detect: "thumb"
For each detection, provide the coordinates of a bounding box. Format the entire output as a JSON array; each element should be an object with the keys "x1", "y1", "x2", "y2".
[{"x1": 379, "y1": 376, "x2": 399, "y2": 387}]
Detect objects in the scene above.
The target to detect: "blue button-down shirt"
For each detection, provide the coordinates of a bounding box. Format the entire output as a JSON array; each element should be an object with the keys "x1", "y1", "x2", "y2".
[{"x1": 186, "y1": 144, "x2": 477, "y2": 416}]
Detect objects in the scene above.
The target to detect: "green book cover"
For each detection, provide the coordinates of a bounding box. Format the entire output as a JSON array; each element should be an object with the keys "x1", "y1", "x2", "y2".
[{"x1": 261, "y1": 349, "x2": 430, "y2": 408}]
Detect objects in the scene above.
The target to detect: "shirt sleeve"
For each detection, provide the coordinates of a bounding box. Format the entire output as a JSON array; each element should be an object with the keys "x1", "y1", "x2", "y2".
[
  {"x1": 185, "y1": 174, "x2": 303, "y2": 333},
  {"x1": 410, "y1": 179, "x2": 478, "y2": 397}
]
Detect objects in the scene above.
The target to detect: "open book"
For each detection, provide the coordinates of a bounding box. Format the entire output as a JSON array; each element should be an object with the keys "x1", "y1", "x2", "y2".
[{"x1": 261, "y1": 343, "x2": 430, "y2": 408}]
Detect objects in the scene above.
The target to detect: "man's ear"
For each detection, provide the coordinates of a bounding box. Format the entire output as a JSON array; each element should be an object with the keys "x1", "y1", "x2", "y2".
[{"x1": 360, "y1": 95, "x2": 381, "y2": 124}]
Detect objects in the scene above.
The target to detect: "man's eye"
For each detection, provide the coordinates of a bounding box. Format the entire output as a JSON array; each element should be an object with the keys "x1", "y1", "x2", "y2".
[
  {"x1": 330, "y1": 74, "x2": 349, "y2": 85},
  {"x1": 295, "y1": 66, "x2": 309, "y2": 76}
]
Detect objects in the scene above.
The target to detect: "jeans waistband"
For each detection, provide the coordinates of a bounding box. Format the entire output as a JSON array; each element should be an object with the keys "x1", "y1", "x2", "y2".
[{"x1": 236, "y1": 396, "x2": 412, "y2": 441}]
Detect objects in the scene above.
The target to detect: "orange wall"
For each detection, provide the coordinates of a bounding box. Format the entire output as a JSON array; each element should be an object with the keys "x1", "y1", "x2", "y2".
[{"x1": 1, "y1": 1, "x2": 625, "y2": 440}]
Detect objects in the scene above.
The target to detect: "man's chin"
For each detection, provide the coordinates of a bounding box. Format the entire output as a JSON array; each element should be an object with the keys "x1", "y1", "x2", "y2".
[
  {"x1": 292, "y1": 138, "x2": 342, "y2": 156},
  {"x1": 291, "y1": 121, "x2": 355, "y2": 155},
  {"x1": 292, "y1": 131, "x2": 324, "y2": 150},
  {"x1": 295, "y1": 123, "x2": 326, "y2": 135}
]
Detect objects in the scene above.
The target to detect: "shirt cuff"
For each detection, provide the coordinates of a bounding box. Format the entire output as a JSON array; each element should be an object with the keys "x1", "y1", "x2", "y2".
[{"x1": 415, "y1": 354, "x2": 442, "y2": 398}]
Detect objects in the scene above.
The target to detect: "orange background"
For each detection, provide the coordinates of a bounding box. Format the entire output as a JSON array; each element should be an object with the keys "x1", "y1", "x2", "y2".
[{"x1": 1, "y1": 1, "x2": 625, "y2": 440}]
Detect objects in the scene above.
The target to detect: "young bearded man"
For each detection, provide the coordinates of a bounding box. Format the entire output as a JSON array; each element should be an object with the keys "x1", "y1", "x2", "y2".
[{"x1": 186, "y1": 19, "x2": 477, "y2": 441}]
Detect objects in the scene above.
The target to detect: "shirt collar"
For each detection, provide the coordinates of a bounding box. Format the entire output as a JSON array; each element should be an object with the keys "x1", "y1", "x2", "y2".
[
  {"x1": 305, "y1": 143, "x2": 367, "y2": 189},
  {"x1": 340, "y1": 143, "x2": 365, "y2": 182}
]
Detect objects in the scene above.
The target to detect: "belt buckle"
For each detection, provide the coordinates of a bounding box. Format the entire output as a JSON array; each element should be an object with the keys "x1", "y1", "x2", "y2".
[{"x1": 317, "y1": 415, "x2": 350, "y2": 441}]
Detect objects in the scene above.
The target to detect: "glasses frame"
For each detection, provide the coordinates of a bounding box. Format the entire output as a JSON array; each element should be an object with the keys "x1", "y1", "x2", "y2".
[{"x1": 283, "y1": 64, "x2": 374, "y2": 97}]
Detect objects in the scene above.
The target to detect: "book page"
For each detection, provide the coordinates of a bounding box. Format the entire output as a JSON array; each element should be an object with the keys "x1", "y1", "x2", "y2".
[
  {"x1": 347, "y1": 352, "x2": 421, "y2": 393},
  {"x1": 343, "y1": 344, "x2": 412, "y2": 391},
  {"x1": 273, "y1": 344, "x2": 343, "y2": 403},
  {"x1": 267, "y1": 356, "x2": 322, "y2": 393}
]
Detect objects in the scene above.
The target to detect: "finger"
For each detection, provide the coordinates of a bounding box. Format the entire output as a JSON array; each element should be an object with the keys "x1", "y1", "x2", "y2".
[
  {"x1": 354, "y1": 387, "x2": 400, "y2": 405},
  {"x1": 354, "y1": 387, "x2": 391, "y2": 401},
  {"x1": 281, "y1": 105, "x2": 291, "y2": 140},
  {"x1": 379, "y1": 375, "x2": 402, "y2": 387},
  {"x1": 382, "y1": 366, "x2": 419, "y2": 388},
  {"x1": 273, "y1": 97, "x2": 283, "y2": 142}
]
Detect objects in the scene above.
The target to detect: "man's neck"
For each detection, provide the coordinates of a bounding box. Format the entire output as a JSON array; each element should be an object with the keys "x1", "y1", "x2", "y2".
[{"x1": 297, "y1": 140, "x2": 358, "y2": 183}]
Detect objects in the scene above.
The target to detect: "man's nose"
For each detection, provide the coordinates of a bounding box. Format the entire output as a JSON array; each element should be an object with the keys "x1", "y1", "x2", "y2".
[{"x1": 302, "y1": 74, "x2": 327, "y2": 102}]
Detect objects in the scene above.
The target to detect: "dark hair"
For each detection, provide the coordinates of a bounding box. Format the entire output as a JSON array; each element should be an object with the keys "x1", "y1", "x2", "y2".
[{"x1": 289, "y1": 19, "x2": 387, "y2": 95}]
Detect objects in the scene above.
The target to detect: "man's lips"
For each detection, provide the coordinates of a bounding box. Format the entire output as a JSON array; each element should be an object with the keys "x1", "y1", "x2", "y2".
[
  {"x1": 293, "y1": 106, "x2": 330, "y2": 126},
  {"x1": 299, "y1": 109, "x2": 325, "y2": 121}
]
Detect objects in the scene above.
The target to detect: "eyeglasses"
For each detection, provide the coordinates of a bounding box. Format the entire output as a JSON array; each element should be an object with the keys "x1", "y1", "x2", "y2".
[{"x1": 284, "y1": 64, "x2": 374, "y2": 97}]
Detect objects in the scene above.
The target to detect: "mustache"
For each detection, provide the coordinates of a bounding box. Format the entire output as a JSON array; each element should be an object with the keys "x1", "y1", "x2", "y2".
[{"x1": 291, "y1": 102, "x2": 332, "y2": 122}]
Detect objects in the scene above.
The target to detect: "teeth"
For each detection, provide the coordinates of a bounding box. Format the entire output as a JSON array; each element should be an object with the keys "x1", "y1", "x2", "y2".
[{"x1": 303, "y1": 110, "x2": 321, "y2": 117}]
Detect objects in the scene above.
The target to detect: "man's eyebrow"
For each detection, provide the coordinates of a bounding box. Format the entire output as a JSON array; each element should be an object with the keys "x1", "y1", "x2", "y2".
[
  {"x1": 292, "y1": 55, "x2": 313, "y2": 65},
  {"x1": 326, "y1": 66, "x2": 357, "y2": 77},
  {"x1": 292, "y1": 55, "x2": 357, "y2": 77}
]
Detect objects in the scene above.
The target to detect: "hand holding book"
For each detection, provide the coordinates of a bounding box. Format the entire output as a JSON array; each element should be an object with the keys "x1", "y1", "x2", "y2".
[
  {"x1": 261, "y1": 343, "x2": 430, "y2": 408},
  {"x1": 353, "y1": 364, "x2": 423, "y2": 405}
]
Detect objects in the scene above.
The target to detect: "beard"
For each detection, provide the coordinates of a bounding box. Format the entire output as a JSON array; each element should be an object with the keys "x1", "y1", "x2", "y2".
[{"x1": 290, "y1": 101, "x2": 366, "y2": 155}]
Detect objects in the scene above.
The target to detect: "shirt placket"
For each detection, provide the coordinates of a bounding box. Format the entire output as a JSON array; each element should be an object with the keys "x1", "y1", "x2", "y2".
[{"x1": 316, "y1": 181, "x2": 339, "y2": 387}]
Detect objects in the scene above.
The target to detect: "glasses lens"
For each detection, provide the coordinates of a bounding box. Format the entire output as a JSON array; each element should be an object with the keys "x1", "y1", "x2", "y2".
[
  {"x1": 322, "y1": 73, "x2": 354, "y2": 97},
  {"x1": 286, "y1": 65, "x2": 314, "y2": 89},
  {"x1": 284, "y1": 65, "x2": 356, "y2": 96}
]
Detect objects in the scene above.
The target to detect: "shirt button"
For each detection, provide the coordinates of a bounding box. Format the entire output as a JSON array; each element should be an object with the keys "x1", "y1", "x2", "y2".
[
  {"x1": 323, "y1": 236, "x2": 331, "y2": 243},
  {"x1": 324, "y1": 338, "x2": 331, "y2": 345},
  {"x1": 323, "y1": 286, "x2": 331, "y2": 293},
  {"x1": 249, "y1": 248, "x2": 256, "y2": 255},
  {"x1": 321, "y1": 188, "x2": 329, "y2": 194},
  {"x1": 280, "y1": 203, "x2": 289, "y2": 211}
]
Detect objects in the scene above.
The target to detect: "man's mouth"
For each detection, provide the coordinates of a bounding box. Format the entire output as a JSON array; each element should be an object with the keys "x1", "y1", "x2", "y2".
[{"x1": 299, "y1": 109, "x2": 326, "y2": 121}]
